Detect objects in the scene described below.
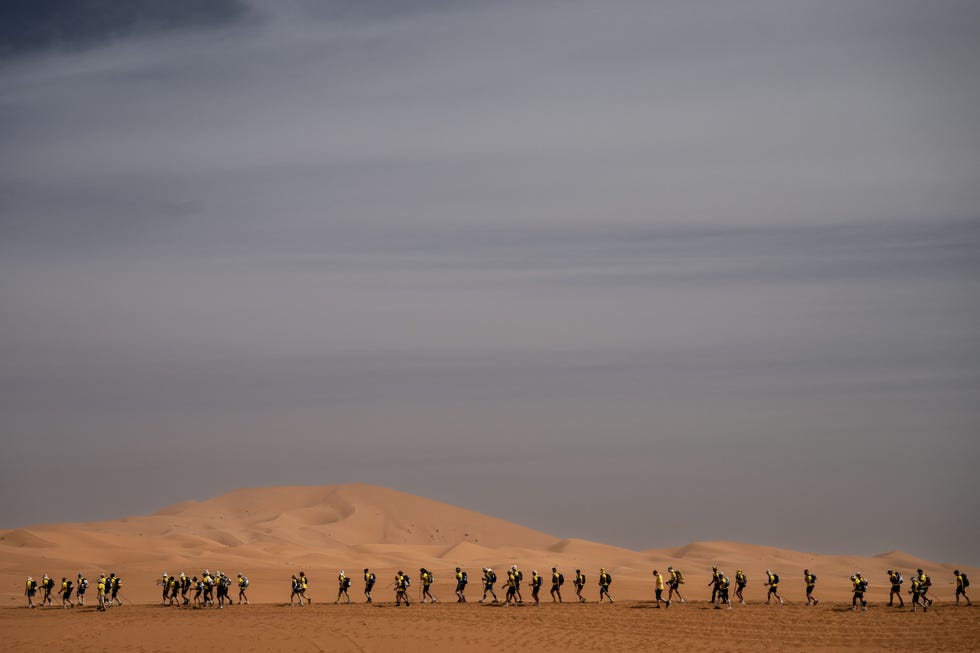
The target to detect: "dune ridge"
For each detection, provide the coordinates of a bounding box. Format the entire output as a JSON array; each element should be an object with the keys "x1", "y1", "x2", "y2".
[{"x1": 1, "y1": 484, "x2": 974, "y2": 606}]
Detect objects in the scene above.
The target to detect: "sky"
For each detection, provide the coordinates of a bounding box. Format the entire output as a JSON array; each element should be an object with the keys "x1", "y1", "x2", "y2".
[{"x1": 1, "y1": 0, "x2": 979, "y2": 565}]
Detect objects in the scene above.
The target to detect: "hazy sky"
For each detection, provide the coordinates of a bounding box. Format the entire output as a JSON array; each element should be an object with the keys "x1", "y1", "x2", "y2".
[{"x1": 2, "y1": 0, "x2": 979, "y2": 565}]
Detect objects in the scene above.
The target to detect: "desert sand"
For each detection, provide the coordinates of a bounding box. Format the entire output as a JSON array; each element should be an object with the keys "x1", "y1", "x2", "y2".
[{"x1": 2, "y1": 484, "x2": 977, "y2": 651}]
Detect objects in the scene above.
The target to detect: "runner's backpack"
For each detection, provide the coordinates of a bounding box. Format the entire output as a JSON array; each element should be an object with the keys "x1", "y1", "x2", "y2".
[
  {"x1": 488, "y1": 571, "x2": 496, "y2": 584},
  {"x1": 343, "y1": 576, "x2": 351, "y2": 589},
  {"x1": 461, "y1": 571, "x2": 468, "y2": 584},
  {"x1": 604, "y1": 573, "x2": 612, "y2": 585},
  {"x1": 772, "y1": 573, "x2": 780, "y2": 584},
  {"x1": 558, "y1": 573, "x2": 565, "y2": 586},
  {"x1": 676, "y1": 570, "x2": 685, "y2": 584},
  {"x1": 242, "y1": 576, "x2": 249, "y2": 588},
  {"x1": 811, "y1": 574, "x2": 817, "y2": 582},
  {"x1": 962, "y1": 573, "x2": 970, "y2": 588},
  {"x1": 80, "y1": 578, "x2": 88, "y2": 589},
  {"x1": 65, "y1": 580, "x2": 73, "y2": 593}
]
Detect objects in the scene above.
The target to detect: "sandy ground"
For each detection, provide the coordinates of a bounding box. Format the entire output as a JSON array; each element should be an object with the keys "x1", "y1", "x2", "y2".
[{"x1": 3, "y1": 600, "x2": 978, "y2": 652}]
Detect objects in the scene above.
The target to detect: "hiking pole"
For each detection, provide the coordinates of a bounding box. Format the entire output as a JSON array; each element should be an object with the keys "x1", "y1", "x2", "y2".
[{"x1": 118, "y1": 593, "x2": 131, "y2": 605}]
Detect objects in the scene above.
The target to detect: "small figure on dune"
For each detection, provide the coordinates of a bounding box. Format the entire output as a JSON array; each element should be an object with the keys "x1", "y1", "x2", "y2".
[
  {"x1": 299, "y1": 571, "x2": 312, "y2": 604},
  {"x1": 157, "y1": 572, "x2": 169, "y2": 605},
  {"x1": 76, "y1": 573, "x2": 88, "y2": 606},
  {"x1": 237, "y1": 572, "x2": 250, "y2": 605},
  {"x1": 667, "y1": 566, "x2": 685, "y2": 604},
  {"x1": 734, "y1": 569, "x2": 747, "y2": 605},
  {"x1": 573, "y1": 569, "x2": 587, "y2": 603},
  {"x1": 290, "y1": 575, "x2": 304, "y2": 606},
  {"x1": 598, "y1": 568, "x2": 613, "y2": 604},
  {"x1": 954, "y1": 570, "x2": 972, "y2": 606},
  {"x1": 60, "y1": 577, "x2": 74, "y2": 608},
  {"x1": 420, "y1": 568, "x2": 437, "y2": 603},
  {"x1": 850, "y1": 573, "x2": 869, "y2": 611},
  {"x1": 25, "y1": 576, "x2": 37, "y2": 609},
  {"x1": 395, "y1": 570, "x2": 411, "y2": 606},
  {"x1": 530, "y1": 570, "x2": 543, "y2": 605},
  {"x1": 455, "y1": 567, "x2": 468, "y2": 603},
  {"x1": 707, "y1": 566, "x2": 722, "y2": 604},
  {"x1": 363, "y1": 568, "x2": 376, "y2": 603},
  {"x1": 916, "y1": 569, "x2": 933, "y2": 609},
  {"x1": 714, "y1": 571, "x2": 732, "y2": 610},
  {"x1": 40, "y1": 574, "x2": 55, "y2": 606},
  {"x1": 765, "y1": 569, "x2": 783, "y2": 606},
  {"x1": 97, "y1": 574, "x2": 108, "y2": 611},
  {"x1": 480, "y1": 567, "x2": 498, "y2": 604},
  {"x1": 887, "y1": 570, "x2": 904, "y2": 607},
  {"x1": 550, "y1": 567, "x2": 563, "y2": 603},
  {"x1": 652, "y1": 569, "x2": 668, "y2": 608},
  {"x1": 804, "y1": 569, "x2": 818, "y2": 606},
  {"x1": 337, "y1": 570, "x2": 352, "y2": 604}
]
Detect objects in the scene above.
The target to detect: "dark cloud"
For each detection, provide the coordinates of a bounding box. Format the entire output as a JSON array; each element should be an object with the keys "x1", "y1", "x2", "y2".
[{"x1": 0, "y1": 0, "x2": 249, "y2": 58}]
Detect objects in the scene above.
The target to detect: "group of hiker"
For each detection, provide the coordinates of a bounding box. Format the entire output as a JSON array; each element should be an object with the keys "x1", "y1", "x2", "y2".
[
  {"x1": 24, "y1": 566, "x2": 971, "y2": 611},
  {"x1": 23, "y1": 573, "x2": 120, "y2": 611},
  {"x1": 153, "y1": 570, "x2": 249, "y2": 609},
  {"x1": 647, "y1": 567, "x2": 971, "y2": 612}
]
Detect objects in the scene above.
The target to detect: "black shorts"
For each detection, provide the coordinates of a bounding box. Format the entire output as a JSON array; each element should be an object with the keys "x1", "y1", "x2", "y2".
[
  {"x1": 551, "y1": 584, "x2": 560, "y2": 592},
  {"x1": 956, "y1": 587, "x2": 966, "y2": 596},
  {"x1": 78, "y1": 588, "x2": 86, "y2": 595},
  {"x1": 63, "y1": 592, "x2": 72, "y2": 599},
  {"x1": 806, "y1": 585, "x2": 814, "y2": 594},
  {"x1": 655, "y1": 589, "x2": 663, "y2": 600},
  {"x1": 365, "y1": 583, "x2": 375, "y2": 592},
  {"x1": 457, "y1": 583, "x2": 466, "y2": 592},
  {"x1": 719, "y1": 589, "x2": 729, "y2": 601},
  {"x1": 891, "y1": 584, "x2": 901, "y2": 592},
  {"x1": 768, "y1": 585, "x2": 778, "y2": 593},
  {"x1": 485, "y1": 584, "x2": 494, "y2": 590}
]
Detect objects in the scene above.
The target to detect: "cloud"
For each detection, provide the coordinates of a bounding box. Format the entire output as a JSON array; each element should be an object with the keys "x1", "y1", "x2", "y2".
[{"x1": 1, "y1": 0, "x2": 979, "y2": 562}]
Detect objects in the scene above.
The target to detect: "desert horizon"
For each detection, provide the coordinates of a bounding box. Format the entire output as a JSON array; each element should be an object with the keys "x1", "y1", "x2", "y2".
[{"x1": 4, "y1": 484, "x2": 978, "y2": 651}]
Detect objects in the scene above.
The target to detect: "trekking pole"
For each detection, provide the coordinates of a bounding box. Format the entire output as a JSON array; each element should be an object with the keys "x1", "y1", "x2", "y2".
[{"x1": 119, "y1": 593, "x2": 131, "y2": 605}]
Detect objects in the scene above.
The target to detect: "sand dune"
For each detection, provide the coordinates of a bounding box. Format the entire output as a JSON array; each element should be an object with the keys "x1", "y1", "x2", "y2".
[{"x1": 1, "y1": 483, "x2": 976, "y2": 609}]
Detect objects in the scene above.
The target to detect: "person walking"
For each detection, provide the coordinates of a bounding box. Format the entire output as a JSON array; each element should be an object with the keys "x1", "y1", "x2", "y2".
[
  {"x1": 598, "y1": 568, "x2": 614, "y2": 603},
  {"x1": 455, "y1": 567, "x2": 468, "y2": 603},
  {"x1": 954, "y1": 570, "x2": 972, "y2": 606},
  {"x1": 804, "y1": 569, "x2": 819, "y2": 605},
  {"x1": 337, "y1": 570, "x2": 352, "y2": 604},
  {"x1": 765, "y1": 569, "x2": 783, "y2": 605},
  {"x1": 652, "y1": 569, "x2": 668, "y2": 608},
  {"x1": 667, "y1": 567, "x2": 686, "y2": 604},
  {"x1": 734, "y1": 569, "x2": 747, "y2": 605},
  {"x1": 851, "y1": 573, "x2": 869, "y2": 611},
  {"x1": 573, "y1": 569, "x2": 587, "y2": 603},
  {"x1": 420, "y1": 568, "x2": 437, "y2": 603},
  {"x1": 887, "y1": 570, "x2": 904, "y2": 607},
  {"x1": 549, "y1": 567, "x2": 563, "y2": 603},
  {"x1": 363, "y1": 568, "x2": 376, "y2": 603},
  {"x1": 237, "y1": 572, "x2": 250, "y2": 605},
  {"x1": 480, "y1": 568, "x2": 498, "y2": 604},
  {"x1": 530, "y1": 570, "x2": 543, "y2": 606},
  {"x1": 25, "y1": 576, "x2": 37, "y2": 609}
]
